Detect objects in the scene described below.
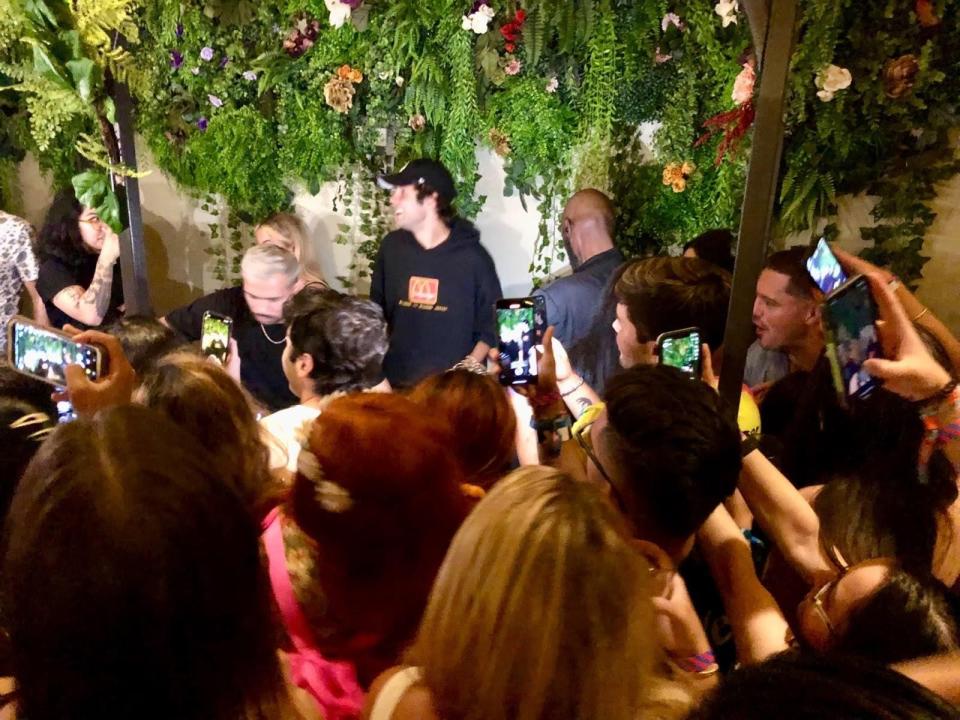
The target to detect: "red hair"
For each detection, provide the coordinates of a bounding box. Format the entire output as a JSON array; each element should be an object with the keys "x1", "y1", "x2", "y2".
[
  {"x1": 407, "y1": 369, "x2": 516, "y2": 489},
  {"x1": 290, "y1": 393, "x2": 468, "y2": 685}
]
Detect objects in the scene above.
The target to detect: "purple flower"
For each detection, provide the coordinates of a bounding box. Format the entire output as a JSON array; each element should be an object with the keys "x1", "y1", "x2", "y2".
[
  {"x1": 197, "y1": 117, "x2": 208, "y2": 131},
  {"x1": 208, "y1": 94, "x2": 224, "y2": 107},
  {"x1": 342, "y1": 0, "x2": 363, "y2": 7},
  {"x1": 219, "y1": 55, "x2": 229, "y2": 68},
  {"x1": 175, "y1": 23, "x2": 184, "y2": 39},
  {"x1": 242, "y1": 70, "x2": 257, "y2": 81},
  {"x1": 470, "y1": 0, "x2": 489, "y2": 12},
  {"x1": 169, "y1": 50, "x2": 183, "y2": 69},
  {"x1": 200, "y1": 46, "x2": 214, "y2": 61}
]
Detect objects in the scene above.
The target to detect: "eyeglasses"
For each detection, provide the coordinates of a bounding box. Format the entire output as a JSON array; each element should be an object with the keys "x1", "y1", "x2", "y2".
[
  {"x1": 809, "y1": 547, "x2": 851, "y2": 638},
  {"x1": 572, "y1": 402, "x2": 628, "y2": 514}
]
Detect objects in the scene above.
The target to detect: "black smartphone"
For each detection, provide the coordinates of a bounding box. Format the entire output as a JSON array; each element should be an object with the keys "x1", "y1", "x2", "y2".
[
  {"x1": 822, "y1": 275, "x2": 883, "y2": 403},
  {"x1": 806, "y1": 238, "x2": 848, "y2": 296},
  {"x1": 656, "y1": 327, "x2": 702, "y2": 378},
  {"x1": 496, "y1": 297, "x2": 541, "y2": 386},
  {"x1": 201, "y1": 311, "x2": 233, "y2": 365},
  {"x1": 532, "y1": 294, "x2": 547, "y2": 344},
  {"x1": 6, "y1": 316, "x2": 106, "y2": 386}
]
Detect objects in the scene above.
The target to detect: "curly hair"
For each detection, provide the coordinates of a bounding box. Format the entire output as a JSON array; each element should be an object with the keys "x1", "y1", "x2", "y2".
[
  {"x1": 415, "y1": 181, "x2": 457, "y2": 225},
  {"x1": 36, "y1": 191, "x2": 88, "y2": 267}
]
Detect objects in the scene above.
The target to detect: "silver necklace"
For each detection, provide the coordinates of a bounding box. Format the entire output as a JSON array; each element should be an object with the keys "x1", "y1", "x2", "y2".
[{"x1": 259, "y1": 322, "x2": 285, "y2": 345}]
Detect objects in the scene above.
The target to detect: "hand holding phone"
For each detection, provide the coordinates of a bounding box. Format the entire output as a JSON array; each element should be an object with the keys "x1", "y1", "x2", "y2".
[
  {"x1": 7, "y1": 316, "x2": 105, "y2": 386},
  {"x1": 822, "y1": 275, "x2": 883, "y2": 403},
  {"x1": 201, "y1": 311, "x2": 233, "y2": 366},
  {"x1": 56, "y1": 327, "x2": 136, "y2": 417},
  {"x1": 656, "y1": 327, "x2": 703, "y2": 378},
  {"x1": 496, "y1": 298, "x2": 545, "y2": 386}
]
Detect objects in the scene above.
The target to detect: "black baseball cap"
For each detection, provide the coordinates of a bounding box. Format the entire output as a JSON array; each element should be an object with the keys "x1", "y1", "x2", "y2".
[{"x1": 377, "y1": 159, "x2": 457, "y2": 203}]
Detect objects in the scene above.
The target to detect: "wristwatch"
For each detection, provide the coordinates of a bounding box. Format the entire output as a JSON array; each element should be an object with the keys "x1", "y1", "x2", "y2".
[{"x1": 531, "y1": 415, "x2": 573, "y2": 443}]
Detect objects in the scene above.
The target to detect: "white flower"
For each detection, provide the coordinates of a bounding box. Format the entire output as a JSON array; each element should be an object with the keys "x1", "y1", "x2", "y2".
[
  {"x1": 395, "y1": 75, "x2": 405, "y2": 87},
  {"x1": 242, "y1": 70, "x2": 257, "y2": 81},
  {"x1": 661, "y1": 12, "x2": 682, "y2": 31},
  {"x1": 325, "y1": 0, "x2": 353, "y2": 28},
  {"x1": 715, "y1": 0, "x2": 739, "y2": 27},
  {"x1": 545, "y1": 76, "x2": 559, "y2": 93},
  {"x1": 463, "y1": 4, "x2": 495, "y2": 34},
  {"x1": 815, "y1": 64, "x2": 852, "y2": 102}
]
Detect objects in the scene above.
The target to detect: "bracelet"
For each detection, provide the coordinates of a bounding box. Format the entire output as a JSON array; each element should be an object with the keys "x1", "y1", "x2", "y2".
[
  {"x1": 560, "y1": 376, "x2": 585, "y2": 397},
  {"x1": 887, "y1": 277, "x2": 902, "y2": 292},
  {"x1": 913, "y1": 306, "x2": 930, "y2": 322},
  {"x1": 673, "y1": 650, "x2": 718, "y2": 674},
  {"x1": 917, "y1": 380, "x2": 959, "y2": 413},
  {"x1": 530, "y1": 415, "x2": 572, "y2": 444}
]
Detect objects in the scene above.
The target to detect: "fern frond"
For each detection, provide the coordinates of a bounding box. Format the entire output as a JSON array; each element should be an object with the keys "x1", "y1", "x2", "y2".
[
  {"x1": 70, "y1": 0, "x2": 140, "y2": 66},
  {"x1": 75, "y1": 132, "x2": 151, "y2": 177}
]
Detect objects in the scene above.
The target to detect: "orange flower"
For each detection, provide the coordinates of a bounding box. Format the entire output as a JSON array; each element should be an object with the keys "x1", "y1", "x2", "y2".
[{"x1": 337, "y1": 64, "x2": 352, "y2": 79}]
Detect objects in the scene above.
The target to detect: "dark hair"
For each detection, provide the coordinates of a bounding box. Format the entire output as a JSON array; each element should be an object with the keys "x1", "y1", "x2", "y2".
[
  {"x1": 3, "y1": 406, "x2": 293, "y2": 720},
  {"x1": 915, "y1": 324, "x2": 957, "y2": 381},
  {"x1": 764, "y1": 247, "x2": 819, "y2": 299},
  {"x1": 689, "y1": 650, "x2": 959, "y2": 720},
  {"x1": 36, "y1": 191, "x2": 88, "y2": 267},
  {"x1": 615, "y1": 256, "x2": 731, "y2": 350},
  {"x1": 833, "y1": 568, "x2": 958, "y2": 664},
  {"x1": 684, "y1": 229, "x2": 735, "y2": 273},
  {"x1": 407, "y1": 369, "x2": 517, "y2": 489},
  {"x1": 568, "y1": 261, "x2": 628, "y2": 395},
  {"x1": 601, "y1": 365, "x2": 741, "y2": 543},
  {"x1": 282, "y1": 285, "x2": 387, "y2": 395},
  {"x1": 103, "y1": 315, "x2": 180, "y2": 375},
  {"x1": 415, "y1": 181, "x2": 457, "y2": 225}
]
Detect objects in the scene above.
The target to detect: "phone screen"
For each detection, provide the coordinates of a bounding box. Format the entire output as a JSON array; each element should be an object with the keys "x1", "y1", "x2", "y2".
[
  {"x1": 497, "y1": 299, "x2": 540, "y2": 386},
  {"x1": 824, "y1": 276, "x2": 882, "y2": 401},
  {"x1": 806, "y1": 238, "x2": 848, "y2": 295},
  {"x1": 658, "y1": 329, "x2": 702, "y2": 377},
  {"x1": 8, "y1": 320, "x2": 101, "y2": 386},
  {"x1": 201, "y1": 312, "x2": 232, "y2": 365}
]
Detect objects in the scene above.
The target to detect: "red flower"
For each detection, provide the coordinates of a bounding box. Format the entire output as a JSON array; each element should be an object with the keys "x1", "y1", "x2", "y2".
[
  {"x1": 515, "y1": 9, "x2": 526, "y2": 22},
  {"x1": 505, "y1": 43, "x2": 515, "y2": 53}
]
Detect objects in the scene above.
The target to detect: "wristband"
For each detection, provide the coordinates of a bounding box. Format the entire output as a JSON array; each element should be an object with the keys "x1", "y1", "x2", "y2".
[
  {"x1": 916, "y1": 380, "x2": 959, "y2": 413},
  {"x1": 673, "y1": 650, "x2": 718, "y2": 674},
  {"x1": 530, "y1": 415, "x2": 572, "y2": 443},
  {"x1": 560, "y1": 376, "x2": 585, "y2": 397}
]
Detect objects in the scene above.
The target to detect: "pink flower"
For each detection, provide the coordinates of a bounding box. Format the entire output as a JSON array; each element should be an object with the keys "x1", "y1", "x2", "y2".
[
  {"x1": 505, "y1": 58, "x2": 522, "y2": 76},
  {"x1": 654, "y1": 48, "x2": 673, "y2": 64},
  {"x1": 208, "y1": 94, "x2": 224, "y2": 107},
  {"x1": 661, "y1": 12, "x2": 683, "y2": 31},
  {"x1": 731, "y1": 62, "x2": 756, "y2": 105}
]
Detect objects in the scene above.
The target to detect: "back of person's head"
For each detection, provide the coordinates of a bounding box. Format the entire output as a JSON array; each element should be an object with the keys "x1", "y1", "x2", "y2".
[
  {"x1": 688, "y1": 651, "x2": 959, "y2": 720},
  {"x1": 283, "y1": 285, "x2": 387, "y2": 395},
  {"x1": 684, "y1": 229, "x2": 736, "y2": 273},
  {"x1": 615, "y1": 256, "x2": 731, "y2": 350},
  {"x1": 241, "y1": 242, "x2": 300, "y2": 285},
  {"x1": 37, "y1": 191, "x2": 85, "y2": 265},
  {"x1": 569, "y1": 261, "x2": 628, "y2": 395},
  {"x1": 0, "y1": 375, "x2": 56, "y2": 520},
  {"x1": 291, "y1": 393, "x2": 469, "y2": 681},
  {"x1": 763, "y1": 246, "x2": 819, "y2": 299},
  {"x1": 103, "y1": 315, "x2": 179, "y2": 375},
  {"x1": 135, "y1": 353, "x2": 275, "y2": 516},
  {"x1": 602, "y1": 365, "x2": 741, "y2": 549},
  {"x1": 832, "y1": 568, "x2": 959, "y2": 664},
  {"x1": 407, "y1": 369, "x2": 516, "y2": 489},
  {"x1": 3, "y1": 405, "x2": 292, "y2": 720},
  {"x1": 255, "y1": 212, "x2": 308, "y2": 256},
  {"x1": 407, "y1": 466, "x2": 682, "y2": 720}
]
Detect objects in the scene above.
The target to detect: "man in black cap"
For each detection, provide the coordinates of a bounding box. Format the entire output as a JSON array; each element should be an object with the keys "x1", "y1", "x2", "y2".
[{"x1": 371, "y1": 158, "x2": 502, "y2": 387}]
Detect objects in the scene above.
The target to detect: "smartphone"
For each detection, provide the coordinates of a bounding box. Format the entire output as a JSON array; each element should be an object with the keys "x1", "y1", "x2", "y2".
[
  {"x1": 806, "y1": 238, "x2": 848, "y2": 296},
  {"x1": 496, "y1": 298, "x2": 542, "y2": 386},
  {"x1": 532, "y1": 294, "x2": 547, "y2": 344},
  {"x1": 201, "y1": 311, "x2": 233, "y2": 365},
  {"x1": 822, "y1": 275, "x2": 883, "y2": 402},
  {"x1": 656, "y1": 327, "x2": 702, "y2": 378},
  {"x1": 6, "y1": 316, "x2": 105, "y2": 386}
]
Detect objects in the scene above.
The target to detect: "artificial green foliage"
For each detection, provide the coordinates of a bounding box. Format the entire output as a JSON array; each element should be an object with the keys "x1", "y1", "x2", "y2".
[{"x1": 276, "y1": 88, "x2": 349, "y2": 191}]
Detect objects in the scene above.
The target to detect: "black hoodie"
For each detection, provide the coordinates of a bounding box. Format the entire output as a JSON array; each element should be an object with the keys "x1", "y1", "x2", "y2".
[{"x1": 371, "y1": 218, "x2": 502, "y2": 387}]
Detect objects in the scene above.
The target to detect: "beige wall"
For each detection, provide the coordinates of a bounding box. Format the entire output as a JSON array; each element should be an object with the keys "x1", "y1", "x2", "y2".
[{"x1": 15, "y1": 141, "x2": 960, "y2": 333}]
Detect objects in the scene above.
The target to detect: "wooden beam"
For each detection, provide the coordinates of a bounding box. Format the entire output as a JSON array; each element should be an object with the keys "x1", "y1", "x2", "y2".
[{"x1": 719, "y1": 0, "x2": 798, "y2": 417}]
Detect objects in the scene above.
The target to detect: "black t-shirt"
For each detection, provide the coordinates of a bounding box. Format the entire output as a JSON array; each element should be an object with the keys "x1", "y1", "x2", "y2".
[
  {"x1": 36, "y1": 255, "x2": 124, "y2": 329},
  {"x1": 164, "y1": 286, "x2": 297, "y2": 412}
]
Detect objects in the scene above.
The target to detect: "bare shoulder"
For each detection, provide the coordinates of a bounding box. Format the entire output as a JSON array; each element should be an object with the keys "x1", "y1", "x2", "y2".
[{"x1": 364, "y1": 666, "x2": 442, "y2": 720}]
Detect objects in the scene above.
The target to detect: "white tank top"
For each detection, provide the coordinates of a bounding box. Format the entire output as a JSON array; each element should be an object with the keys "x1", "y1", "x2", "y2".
[{"x1": 368, "y1": 666, "x2": 424, "y2": 720}]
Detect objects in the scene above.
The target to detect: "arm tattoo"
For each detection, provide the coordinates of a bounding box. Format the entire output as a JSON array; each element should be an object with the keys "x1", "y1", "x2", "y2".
[
  {"x1": 78, "y1": 260, "x2": 115, "y2": 320},
  {"x1": 575, "y1": 396, "x2": 593, "y2": 418}
]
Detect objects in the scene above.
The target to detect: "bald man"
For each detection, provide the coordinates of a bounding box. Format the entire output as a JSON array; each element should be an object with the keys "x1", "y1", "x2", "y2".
[{"x1": 532, "y1": 189, "x2": 624, "y2": 348}]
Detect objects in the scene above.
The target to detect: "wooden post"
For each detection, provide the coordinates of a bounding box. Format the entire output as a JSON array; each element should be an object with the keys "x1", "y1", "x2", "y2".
[{"x1": 719, "y1": 0, "x2": 799, "y2": 416}]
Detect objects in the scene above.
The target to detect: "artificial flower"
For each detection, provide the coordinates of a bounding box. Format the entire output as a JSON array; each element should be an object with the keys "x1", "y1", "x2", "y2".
[
  {"x1": 219, "y1": 55, "x2": 229, "y2": 68},
  {"x1": 504, "y1": 58, "x2": 522, "y2": 76},
  {"x1": 715, "y1": 0, "x2": 739, "y2": 27},
  {"x1": 661, "y1": 12, "x2": 683, "y2": 32},
  {"x1": 462, "y1": 3, "x2": 495, "y2": 34},
  {"x1": 242, "y1": 70, "x2": 257, "y2": 81},
  {"x1": 916, "y1": 0, "x2": 940, "y2": 27},
  {"x1": 815, "y1": 64, "x2": 852, "y2": 102},
  {"x1": 208, "y1": 94, "x2": 223, "y2": 107},
  {"x1": 175, "y1": 23, "x2": 184, "y2": 39},
  {"x1": 190, "y1": 66, "x2": 200, "y2": 75},
  {"x1": 488, "y1": 128, "x2": 511, "y2": 157},
  {"x1": 197, "y1": 117, "x2": 208, "y2": 131},
  {"x1": 883, "y1": 54, "x2": 920, "y2": 99},
  {"x1": 408, "y1": 113, "x2": 426, "y2": 132},
  {"x1": 662, "y1": 161, "x2": 694, "y2": 193},
  {"x1": 545, "y1": 76, "x2": 559, "y2": 93},
  {"x1": 731, "y1": 61, "x2": 755, "y2": 105},
  {"x1": 325, "y1": 0, "x2": 354, "y2": 28},
  {"x1": 654, "y1": 48, "x2": 672, "y2": 64},
  {"x1": 396, "y1": 75, "x2": 405, "y2": 87},
  {"x1": 337, "y1": 64, "x2": 363, "y2": 83},
  {"x1": 169, "y1": 50, "x2": 183, "y2": 70},
  {"x1": 500, "y1": 9, "x2": 526, "y2": 49},
  {"x1": 324, "y1": 76, "x2": 356, "y2": 113},
  {"x1": 200, "y1": 46, "x2": 214, "y2": 61}
]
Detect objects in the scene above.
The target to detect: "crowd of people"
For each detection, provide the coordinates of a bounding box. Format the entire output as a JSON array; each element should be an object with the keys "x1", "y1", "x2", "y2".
[{"x1": 1, "y1": 157, "x2": 959, "y2": 720}]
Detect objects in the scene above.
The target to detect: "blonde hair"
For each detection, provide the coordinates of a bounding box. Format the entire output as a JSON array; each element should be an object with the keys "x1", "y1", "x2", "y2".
[
  {"x1": 241, "y1": 243, "x2": 301, "y2": 286},
  {"x1": 256, "y1": 212, "x2": 326, "y2": 286},
  {"x1": 405, "y1": 466, "x2": 665, "y2": 720},
  {"x1": 134, "y1": 352, "x2": 280, "y2": 517}
]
